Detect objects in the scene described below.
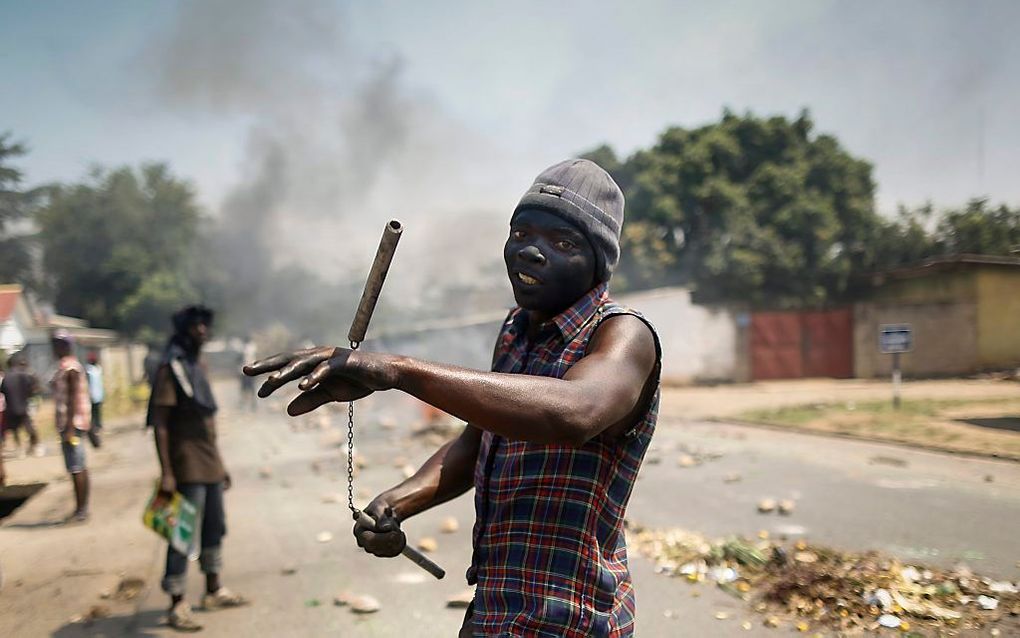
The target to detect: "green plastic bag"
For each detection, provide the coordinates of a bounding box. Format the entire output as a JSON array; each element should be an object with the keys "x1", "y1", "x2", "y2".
[{"x1": 142, "y1": 482, "x2": 199, "y2": 560}]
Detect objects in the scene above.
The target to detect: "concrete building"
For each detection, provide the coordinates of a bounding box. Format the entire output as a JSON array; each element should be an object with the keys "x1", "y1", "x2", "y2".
[
  {"x1": 370, "y1": 287, "x2": 745, "y2": 385},
  {"x1": 853, "y1": 255, "x2": 1020, "y2": 377}
]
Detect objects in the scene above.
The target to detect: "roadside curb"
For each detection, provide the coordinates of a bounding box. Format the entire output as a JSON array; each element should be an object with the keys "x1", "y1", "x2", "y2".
[{"x1": 705, "y1": 416, "x2": 1020, "y2": 464}]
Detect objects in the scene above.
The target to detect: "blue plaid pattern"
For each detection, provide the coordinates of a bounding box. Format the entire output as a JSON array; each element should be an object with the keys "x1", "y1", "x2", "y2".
[{"x1": 468, "y1": 283, "x2": 660, "y2": 637}]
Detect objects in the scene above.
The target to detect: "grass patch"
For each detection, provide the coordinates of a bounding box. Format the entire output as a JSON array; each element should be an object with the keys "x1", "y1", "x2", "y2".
[{"x1": 741, "y1": 397, "x2": 1020, "y2": 460}]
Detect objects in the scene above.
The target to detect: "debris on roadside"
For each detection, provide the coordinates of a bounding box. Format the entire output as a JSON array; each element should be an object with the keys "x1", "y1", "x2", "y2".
[
  {"x1": 349, "y1": 594, "x2": 381, "y2": 614},
  {"x1": 111, "y1": 576, "x2": 145, "y2": 601},
  {"x1": 869, "y1": 455, "x2": 908, "y2": 468},
  {"x1": 440, "y1": 516, "x2": 460, "y2": 534},
  {"x1": 631, "y1": 524, "x2": 1020, "y2": 634},
  {"x1": 446, "y1": 588, "x2": 475, "y2": 608}
]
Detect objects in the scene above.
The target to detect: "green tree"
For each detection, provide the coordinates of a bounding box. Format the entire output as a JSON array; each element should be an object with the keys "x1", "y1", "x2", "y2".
[
  {"x1": 0, "y1": 132, "x2": 39, "y2": 286},
  {"x1": 36, "y1": 163, "x2": 209, "y2": 336},
  {"x1": 935, "y1": 198, "x2": 1020, "y2": 255},
  {"x1": 588, "y1": 110, "x2": 884, "y2": 306}
]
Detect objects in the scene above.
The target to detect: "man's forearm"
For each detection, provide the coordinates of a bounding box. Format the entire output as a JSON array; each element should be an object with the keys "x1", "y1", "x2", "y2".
[
  {"x1": 152, "y1": 418, "x2": 173, "y2": 477},
  {"x1": 391, "y1": 358, "x2": 601, "y2": 445},
  {"x1": 383, "y1": 426, "x2": 478, "y2": 520}
]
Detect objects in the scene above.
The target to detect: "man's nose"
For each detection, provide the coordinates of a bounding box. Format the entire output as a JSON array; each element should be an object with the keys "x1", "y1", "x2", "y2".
[{"x1": 518, "y1": 245, "x2": 546, "y2": 265}]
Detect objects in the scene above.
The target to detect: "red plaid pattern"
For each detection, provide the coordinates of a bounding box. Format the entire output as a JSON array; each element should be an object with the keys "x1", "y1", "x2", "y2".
[{"x1": 469, "y1": 283, "x2": 660, "y2": 637}]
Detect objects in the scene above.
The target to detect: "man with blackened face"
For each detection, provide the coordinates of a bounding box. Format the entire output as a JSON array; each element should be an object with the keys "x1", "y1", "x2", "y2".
[{"x1": 247, "y1": 159, "x2": 661, "y2": 637}]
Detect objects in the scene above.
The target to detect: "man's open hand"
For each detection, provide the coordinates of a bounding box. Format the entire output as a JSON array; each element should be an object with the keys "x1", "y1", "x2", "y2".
[{"x1": 243, "y1": 346, "x2": 399, "y2": 416}]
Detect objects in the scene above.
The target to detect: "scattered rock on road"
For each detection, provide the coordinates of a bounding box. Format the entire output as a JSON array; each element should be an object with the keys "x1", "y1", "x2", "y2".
[
  {"x1": 349, "y1": 594, "x2": 381, "y2": 614},
  {"x1": 417, "y1": 537, "x2": 438, "y2": 553},
  {"x1": 440, "y1": 517, "x2": 460, "y2": 534},
  {"x1": 446, "y1": 588, "x2": 475, "y2": 608},
  {"x1": 757, "y1": 498, "x2": 776, "y2": 514}
]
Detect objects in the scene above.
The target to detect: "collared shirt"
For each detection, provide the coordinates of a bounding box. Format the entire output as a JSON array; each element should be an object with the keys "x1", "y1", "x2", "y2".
[{"x1": 469, "y1": 283, "x2": 660, "y2": 637}]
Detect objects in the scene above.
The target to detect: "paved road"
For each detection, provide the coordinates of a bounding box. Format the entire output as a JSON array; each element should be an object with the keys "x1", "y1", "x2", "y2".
[{"x1": 1, "y1": 381, "x2": 1018, "y2": 637}]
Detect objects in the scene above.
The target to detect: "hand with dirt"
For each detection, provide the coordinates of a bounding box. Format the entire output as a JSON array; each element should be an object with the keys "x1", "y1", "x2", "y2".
[
  {"x1": 353, "y1": 499, "x2": 406, "y2": 558},
  {"x1": 243, "y1": 347, "x2": 396, "y2": 415}
]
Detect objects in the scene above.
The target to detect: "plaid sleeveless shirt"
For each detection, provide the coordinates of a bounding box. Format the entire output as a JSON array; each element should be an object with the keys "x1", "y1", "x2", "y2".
[{"x1": 468, "y1": 283, "x2": 660, "y2": 637}]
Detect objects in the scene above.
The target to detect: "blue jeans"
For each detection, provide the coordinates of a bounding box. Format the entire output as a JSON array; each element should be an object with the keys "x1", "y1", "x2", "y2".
[{"x1": 161, "y1": 482, "x2": 226, "y2": 596}]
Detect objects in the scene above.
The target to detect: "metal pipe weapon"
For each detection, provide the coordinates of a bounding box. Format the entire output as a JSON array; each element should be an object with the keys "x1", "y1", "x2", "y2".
[{"x1": 347, "y1": 219, "x2": 445, "y2": 580}]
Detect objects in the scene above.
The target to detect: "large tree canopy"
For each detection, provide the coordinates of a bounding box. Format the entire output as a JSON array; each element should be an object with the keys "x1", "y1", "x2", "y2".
[
  {"x1": 36, "y1": 163, "x2": 212, "y2": 340},
  {"x1": 587, "y1": 110, "x2": 1018, "y2": 307}
]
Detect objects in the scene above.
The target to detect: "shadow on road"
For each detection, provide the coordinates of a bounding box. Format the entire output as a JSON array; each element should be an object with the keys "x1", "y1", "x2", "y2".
[
  {"x1": 51, "y1": 609, "x2": 166, "y2": 638},
  {"x1": 957, "y1": 416, "x2": 1020, "y2": 433}
]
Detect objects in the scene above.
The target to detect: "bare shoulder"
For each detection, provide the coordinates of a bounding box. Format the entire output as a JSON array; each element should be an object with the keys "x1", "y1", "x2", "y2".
[{"x1": 587, "y1": 313, "x2": 657, "y2": 371}]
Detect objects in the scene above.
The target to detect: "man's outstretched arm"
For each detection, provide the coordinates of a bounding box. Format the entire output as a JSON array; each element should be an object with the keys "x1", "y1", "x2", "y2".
[{"x1": 246, "y1": 314, "x2": 657, "y2": 446}]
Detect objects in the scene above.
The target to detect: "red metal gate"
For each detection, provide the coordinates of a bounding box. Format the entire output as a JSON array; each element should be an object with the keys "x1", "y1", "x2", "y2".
[{"x1": 751, "y1": 309, "x2": 853, "y2": 380}]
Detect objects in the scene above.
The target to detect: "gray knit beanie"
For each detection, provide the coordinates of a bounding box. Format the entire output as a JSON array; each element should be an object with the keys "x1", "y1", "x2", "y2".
[{"x1": 512, "y1": 158, "x2": 625, "y2": 283}]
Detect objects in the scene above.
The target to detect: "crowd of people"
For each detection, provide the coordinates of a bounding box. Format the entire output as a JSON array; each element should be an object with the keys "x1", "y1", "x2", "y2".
[{"x1": 0, "y1": 334, "x2": 104, "y2": 513}]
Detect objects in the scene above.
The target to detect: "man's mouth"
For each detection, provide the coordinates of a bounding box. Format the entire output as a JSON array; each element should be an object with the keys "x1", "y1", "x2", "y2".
[{"x1": 516, "y1": 272, "x2": 541, "y2": 286}]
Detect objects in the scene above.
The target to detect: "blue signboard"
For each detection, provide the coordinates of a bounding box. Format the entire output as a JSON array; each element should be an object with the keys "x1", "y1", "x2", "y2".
[{"x1": 879, "y1": 324, "x2": 912, "y2": 354}]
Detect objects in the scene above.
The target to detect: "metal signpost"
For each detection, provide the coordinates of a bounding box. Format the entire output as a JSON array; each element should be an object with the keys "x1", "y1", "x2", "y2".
[{"x1": 879, "y1": 324, "x2": 913, "y2": 409}]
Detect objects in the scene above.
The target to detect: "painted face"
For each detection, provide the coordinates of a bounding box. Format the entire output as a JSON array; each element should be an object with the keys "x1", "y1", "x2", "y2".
[{"x1": 504, "y1": 208, "x2": 597, "y2": 319}]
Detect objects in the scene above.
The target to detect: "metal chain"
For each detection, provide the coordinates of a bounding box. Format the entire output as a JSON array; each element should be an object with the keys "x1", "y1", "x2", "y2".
[{"x1": 346, "y1": 340, "x2": 360, "y2": 515}]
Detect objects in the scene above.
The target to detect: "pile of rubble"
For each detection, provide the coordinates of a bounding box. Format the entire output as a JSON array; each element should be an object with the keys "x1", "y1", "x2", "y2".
[{"x1": 631, "y1": 525, "x2": 1020, "y2": 634}]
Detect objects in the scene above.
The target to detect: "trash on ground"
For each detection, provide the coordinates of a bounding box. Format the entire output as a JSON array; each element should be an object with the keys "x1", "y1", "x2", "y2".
[
  {"x1": 631, "y1": 524, "x2": 1020, "y2": 634},
  {"x1": 869, "y1": 455, "x2": 908, "y2": 468},
  {"x1": 349, "y1": 594, "x2": 381, "y2": 613},
  {"x1": 446, "y1": 588, "x2": 475, "y2": 608},
  {"x1": 417, "y1": 537, "x2": 438, "y2": 553},
  {"x1": 316, "y1": 531, "x2": 333, "y2": 543},
  {"x1": 440, "y1": 516, "x2": 460, "y2": 534},
  {"x1": 677, "y1": 454, "x2": 698, "y2": 467},
  {"x1": 112, "y1": 576, "x2": 145, "y2": 601}
]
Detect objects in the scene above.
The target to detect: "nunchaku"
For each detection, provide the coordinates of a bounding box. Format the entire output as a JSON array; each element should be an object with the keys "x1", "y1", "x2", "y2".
[{"x1": 345, "y1": 220, "x2": 446, "y2": 580}]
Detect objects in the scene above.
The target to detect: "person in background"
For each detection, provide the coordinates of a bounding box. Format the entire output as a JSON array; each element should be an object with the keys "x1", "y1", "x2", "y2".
[
  {"x1": 1, "y1": 352, "x2": 42, "y2": 457},
  {"x1": 148, "y1": 305, "x2": 248, "y2": 632},
  {"x1": 84, "y1": 351, "x2": 105, "y2": 448},
  {"x1": 50, "y1": 331, "x2": 92, "y2": 522}
]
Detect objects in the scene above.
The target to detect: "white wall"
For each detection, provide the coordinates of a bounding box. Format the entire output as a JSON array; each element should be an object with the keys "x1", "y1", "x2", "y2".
[
  {"x1": 616, "y1": 287, "x2": 739, "y2": 384},
  {"x1": 370, "y1": 286, "x2": 741, "y2": 384}
]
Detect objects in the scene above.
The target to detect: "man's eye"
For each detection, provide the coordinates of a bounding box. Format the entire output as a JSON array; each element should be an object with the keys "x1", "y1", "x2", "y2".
[
  {"x1": 511, "y1": 230, "x2": 526, "y2": 240},
  {"x1": 555, "y1": 240, "x2": 575, "y2": 251}
]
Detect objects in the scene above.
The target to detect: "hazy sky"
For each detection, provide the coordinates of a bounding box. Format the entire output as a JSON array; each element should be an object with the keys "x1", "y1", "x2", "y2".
[{"x1": 3, "y1": 0, "x2": 1018, "y2": 220}]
